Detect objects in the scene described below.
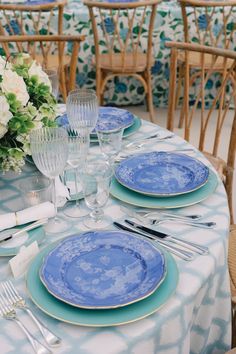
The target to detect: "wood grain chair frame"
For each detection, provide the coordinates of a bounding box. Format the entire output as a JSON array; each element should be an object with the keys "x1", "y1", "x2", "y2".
[
  {"x1": 0, "y1": 1, "x2": 70, "y2": 100},
  {"x1": 83, "y1": 0, "x2": 161, "y2": 122},
  {"x1": 0, "y1": 34, "x2": 85, "y2": 97},
  {"x1": 166, "y1": 41, "x2": 236, "y2": 223},
  {"x1": 176, "y1": 0, "x2": 236, "y2": 128},
  {"x1": 228, "y1": 225, "x2": 236, "y2": 348}
]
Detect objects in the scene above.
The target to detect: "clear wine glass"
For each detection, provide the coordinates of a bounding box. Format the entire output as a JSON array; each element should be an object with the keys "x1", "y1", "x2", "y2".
[
  {"x1": 81, "y1": 161, "x2": 113, "y2": 229},
  {"x1": 30, "y1": 127, "x2": 69, "y2": 234},
  {"x1": 66, "y1": 89, "x2": 98, "y2": 134},
  {"x1": 63, "y1": 127, "x2": 89, "y2": 218},
  {"x1": 44, "y1": 68, "x2": 59, "y2": 99},
  {"x1": 97, "y1": 127, "x2": 124, "y2": 167}
]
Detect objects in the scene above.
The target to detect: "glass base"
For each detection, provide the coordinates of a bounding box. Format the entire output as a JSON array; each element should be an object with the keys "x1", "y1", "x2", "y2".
[
  {"x1": 44, "y1": 217, "x2": 70, "y2": 234},
  {"x1": 64, "y1": 202, "x2": 89, "y2": 218},
  {"x1": 83, "y1": 215, "x2": 112, "y2": 229}
]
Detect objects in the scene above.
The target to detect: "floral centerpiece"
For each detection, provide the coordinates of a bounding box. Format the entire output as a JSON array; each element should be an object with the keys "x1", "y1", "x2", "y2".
[{"x1": 0, "y1": 54, "x2": 58, "y2": 173}]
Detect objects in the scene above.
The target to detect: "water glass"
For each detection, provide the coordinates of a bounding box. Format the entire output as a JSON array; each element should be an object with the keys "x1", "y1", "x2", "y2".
[
  {"x1": 30, "y1": 127, "x2": 69, "y2": 234},
  {"x1": 66, "y1": 89, "x2": 98, "y2": 132},
  {"x1": 81, "y1": 161, "x2": 113, "y2": 229},
  {"x1": 97, "y1": 127, "x2": 124, "y2": 166},
  {"x1": 44, "y1": 68, "x2": 59, "y2": 99},
  {"x1": 63, "y1": 128, "x2": 89, "y2": 218}
]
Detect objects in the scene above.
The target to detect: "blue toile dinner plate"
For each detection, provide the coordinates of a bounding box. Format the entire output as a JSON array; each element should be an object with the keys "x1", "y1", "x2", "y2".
[
  {"x1": 110, "y1": 169, "x2": 218, "y2": 209},
  {"x1": 26, "y1": 238, "x2": 178, "y2": 327},
  {"x1": 40, "y1": 231, "x2": 166, "y2": 309},
  {"x1": 115, "y1": 152, "x2": 209, "y2": 196},
  {"x1": 57, "y1": 106, "x2": 134, "y2": 133}
]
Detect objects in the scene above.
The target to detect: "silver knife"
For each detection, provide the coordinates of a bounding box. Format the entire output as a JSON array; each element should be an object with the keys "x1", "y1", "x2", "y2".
[
  {"x1": 113, "y1": 222, "x2": 195, "y2": 261},
  {"x1": 0, "y1": 218, "x2": 48, "y2": 244},
  {"x1": 125, "y1": 219, "x2": 209, "y2": 255}
]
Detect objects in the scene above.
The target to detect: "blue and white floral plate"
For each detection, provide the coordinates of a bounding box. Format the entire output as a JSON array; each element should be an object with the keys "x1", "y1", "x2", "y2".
[
  {"x1": 115, "y1": 152, "x2": 209, "y2": 196},
  {"x1": 57, "y1": 106, "x2": 134, "y2": 134},
  {"x1": 40, "y1": 231, "x2": 166, "y2": 309}
]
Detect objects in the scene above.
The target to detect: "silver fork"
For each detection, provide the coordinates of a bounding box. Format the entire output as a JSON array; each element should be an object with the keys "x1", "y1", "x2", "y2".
[
  {"x1": 0, "y1": 292, "x2": 51, "y2": 354},
  {"x1": 124, "y1": 134, "x2": 174, "y2": 149},
  {"x1": 2, "y1": 281, "x2": 61, "y2": 347},
  {"x1": 149, "y1": 217, "x2": 216, "y2": 229},
  {"x1": 120, "y1": 206, "x2": 202, "y2": 220}
]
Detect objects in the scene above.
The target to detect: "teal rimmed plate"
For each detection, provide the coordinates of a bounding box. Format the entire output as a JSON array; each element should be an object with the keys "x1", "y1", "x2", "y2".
[
  {"x1": 110, "y1": 169, "x2": 218, "y2": 209},
  {"x1": 0, "y1": 225, "x2": 45, "y2": 257},
  {"x1": 26, "y1": 239, "x2": 178, "y2": 327}
]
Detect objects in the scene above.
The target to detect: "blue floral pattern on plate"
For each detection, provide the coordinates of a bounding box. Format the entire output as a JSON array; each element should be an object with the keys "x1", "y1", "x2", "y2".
[
  {"x1": 40, "y1": 231, "x2": 166, "y2": 309},
  {"x1": 115, "y1": 152, "x2": 209, "y2": 196},
  {"x1": 57, "y1": 106, "x2": 134, "y2": 133}
]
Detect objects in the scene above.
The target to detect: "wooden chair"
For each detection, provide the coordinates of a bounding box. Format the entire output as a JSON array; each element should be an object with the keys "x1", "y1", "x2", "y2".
[
  {"x1": 166, "y1": 41, "x2": 236, "y2": 223},
  {"x1": 83, "y1": 0, "x2": 161, "y2": 122},
  {"x1": 0, "y1": 1, "x2": 70, "y2": 100},
  {"x1": 176, "y1": 0, "x2": 236, "y2": 128},
  {"x1": 228, "y1": 225, "x2": 236, "y2": 349},
  {"x1": 0, "y1": 34, "x2": 85, "y2": 97}
]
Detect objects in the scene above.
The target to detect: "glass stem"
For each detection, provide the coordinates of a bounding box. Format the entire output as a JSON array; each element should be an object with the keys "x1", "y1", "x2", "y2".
[
  {"x1": 52, "y1": 177, "x2": 58, "y2": 220},
  {"x1": 74, "y1": 167, "x2": 80, "y2": 209},
  {"x1": 91, "y1": 208, "x2": 103, "y2": 222}
]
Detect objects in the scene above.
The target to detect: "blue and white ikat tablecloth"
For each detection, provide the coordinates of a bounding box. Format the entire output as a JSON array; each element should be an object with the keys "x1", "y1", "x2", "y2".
[{"x1": 0, "y1": 116, "x2": 231, "y2": 353}]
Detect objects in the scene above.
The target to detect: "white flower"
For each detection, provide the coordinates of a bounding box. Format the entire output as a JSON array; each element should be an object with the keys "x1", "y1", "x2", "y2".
[
  {"x1": 1, "y1": 70, "x2": 29, "y2": 106},
  {"x1": 0, "y1": 95, "x2": 12, "y2": 126},
  {"x1": 0, "y1": 57, "x2": 11, "y2": 74},
  {"x1": 28, "y1": 61, "x2": 52, "y2": 91},
  {"x1": 0, "y1": 123, "x2": 7, "y2": 139}
]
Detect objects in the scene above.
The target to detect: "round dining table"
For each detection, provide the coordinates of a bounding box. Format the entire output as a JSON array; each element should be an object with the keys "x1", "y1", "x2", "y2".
[{"x1": 0, "y1": 115, "x2": 231, "y2": 353}]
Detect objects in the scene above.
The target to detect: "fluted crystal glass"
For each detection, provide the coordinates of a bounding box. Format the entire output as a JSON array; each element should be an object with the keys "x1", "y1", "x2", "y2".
[
  {"x1": 66, "y1": 89, "x2": 98, "y2": 134},
  {"x1": 30, "y1": 127, "x2": 69, "y2": 234}
]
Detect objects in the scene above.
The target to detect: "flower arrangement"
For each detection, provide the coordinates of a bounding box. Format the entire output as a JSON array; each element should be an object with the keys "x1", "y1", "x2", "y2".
[{"x1": 0, "y1": 54, "x2": 58, "y2": 173}]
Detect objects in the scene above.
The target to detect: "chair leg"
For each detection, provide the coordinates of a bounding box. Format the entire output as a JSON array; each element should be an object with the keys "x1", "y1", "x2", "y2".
[
  {"x1": 96, "y1": 68, "x2": 102, "y2": 106},
  {"x1": 146, "y1": 70, "x2": 154, "y2": 123},
  {"x1": 175, "y1": 63, "x2": 184, "y2": 109},
  {"x1": 60, "y1": 68, "x2": 67, "y2": 102}
]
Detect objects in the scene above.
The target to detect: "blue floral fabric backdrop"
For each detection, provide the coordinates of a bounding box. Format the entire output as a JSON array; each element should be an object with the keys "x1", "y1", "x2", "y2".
[{"x1": 1, "y1": 0, "x2": 236, "y2": 107}]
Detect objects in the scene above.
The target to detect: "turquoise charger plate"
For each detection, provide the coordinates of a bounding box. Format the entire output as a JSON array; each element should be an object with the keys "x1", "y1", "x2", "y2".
[
  {"x1": 110, "y1": 169, "x2": 218, "y2": 209},
  {"x1": 26, "y1": 239, "x2": 178, "y2": 326},
  {"x1": 90, "y1": 116, "x2": 141, "y2": 143},
  {"x1": 0, "y1": 226, "x2": 45, "y2": 257}
]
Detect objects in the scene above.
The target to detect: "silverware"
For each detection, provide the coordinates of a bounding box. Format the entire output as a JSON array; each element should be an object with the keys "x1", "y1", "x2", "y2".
[
  {"x1": 116, "y1": 148, "x2": 196, "y2": 162},
  {"x1": 121, "y1": 207, "x2": 215, "y2": 229},
  {"x1": 0, "y1": 218, "x2": 49, "y2": 244},
  {"x1": 124, "y1": 134, "x2": 174, "y2": 149},
  {"x1": 120, "y1": 206, "x2": 202, "y2": 221},
  {"x1": 125, "y1": 220, "x2": 209, "y2": 255},
  {"x1": 0, "y1": 292, "x2": 51, "y2": 354},
  {"x1": 150, "y1": 217, "x2": 215, "y2": 229},
  {"x1": 2, "y1": 281, "x2": 61, "y2": 347},
  {"x1": 113, "y1": 222, "x2": 195, "y2": 261}
]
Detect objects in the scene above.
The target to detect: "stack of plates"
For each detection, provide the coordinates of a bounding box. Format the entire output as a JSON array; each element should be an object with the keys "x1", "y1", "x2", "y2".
[
  {"x1": 57, "y1": 107, "x2": 142, "y2": 142},
  {"x1": 26, "y1": 230, "x2": 179, "y2": 326},
  {"x1": 111, "y1": 151, "x2": 219, "y2": 209}
]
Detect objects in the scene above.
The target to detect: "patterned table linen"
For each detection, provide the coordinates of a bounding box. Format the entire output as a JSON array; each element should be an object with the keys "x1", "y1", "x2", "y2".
[
  {"x1": 2, "y1": 1, "x2": 235, "y2": 108},
  {"x1": 0, "y1": 118, "x2": 231, "y2": 353}
]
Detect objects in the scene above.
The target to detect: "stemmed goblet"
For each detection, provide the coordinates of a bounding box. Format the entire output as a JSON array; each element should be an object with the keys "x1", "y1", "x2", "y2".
[
  {"x1": 44, "y1": 68, "x2": 59, "y2": 100},
  {"x1": 97, "y1": 127, "x2": 124, "y2": 167},
  {"x1": 66, "y1": 88, "x2": 98, "y2": 136},
  {"x1": 30, "y1": 127, "x2": 69, "y2": 234},
  {"x1": 63, "y1": 127, "x2": 89, "y2": 218},
  {"x1": 81, "y1": 160, "x2": 113, "y2": 229}
]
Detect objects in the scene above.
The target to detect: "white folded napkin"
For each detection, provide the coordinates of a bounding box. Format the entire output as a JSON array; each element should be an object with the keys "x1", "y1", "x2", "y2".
[
  {"x1": 0, "y1": 202, "x2": 56, "y2": 232},
  {"x1": 55, "y1": 176, "x2": 70, "y2": 207}
]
